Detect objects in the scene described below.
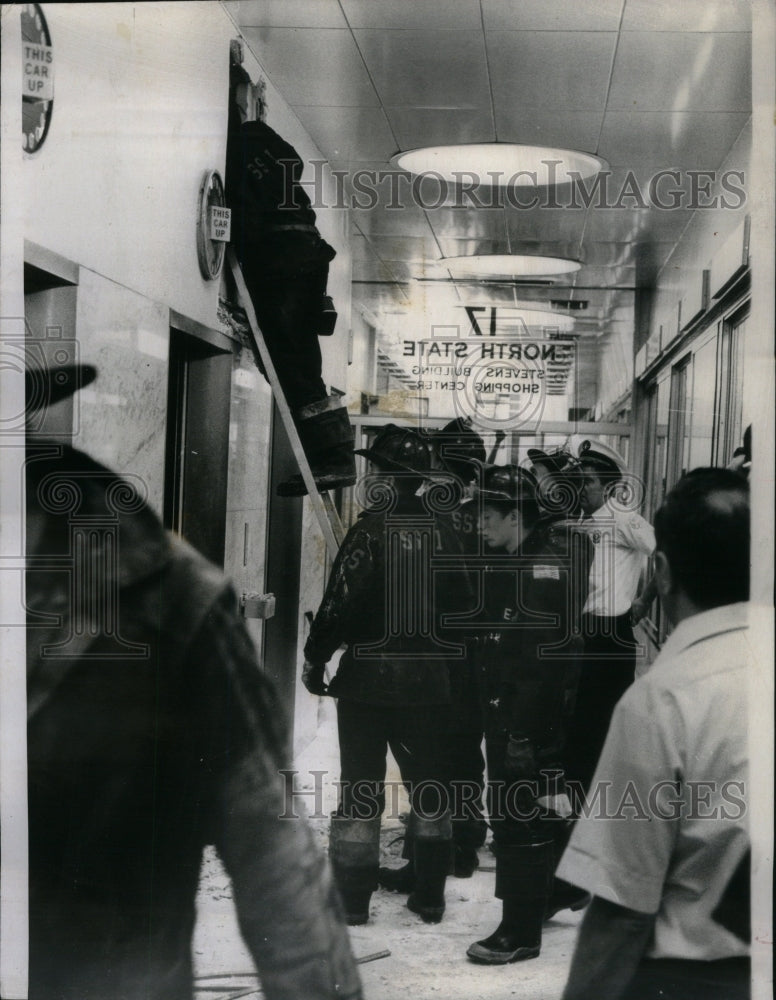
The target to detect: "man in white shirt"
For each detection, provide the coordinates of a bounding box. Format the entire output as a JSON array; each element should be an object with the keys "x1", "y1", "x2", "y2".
[
  {"x1": 559, "y1": 467, "x2": 751, "y2": 1000},
  {"x1": 564, "y1": 440, "x2": 656, "y2": 800}
]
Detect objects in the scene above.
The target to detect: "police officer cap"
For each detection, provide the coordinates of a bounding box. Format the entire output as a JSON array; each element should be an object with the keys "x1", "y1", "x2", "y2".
[
  {"x1": 354, "y1": 424, "x2": 433, "y2": 475},
  {"x1": 478, "y1": 463, "x2": 538, "y2": 503},
  {"x1": 577, "y1": 438, "x2": 626, "y2": 479},
  {"x1": 432, "y1": 418, "x2": 486, "y2": 475},
  {"x1": 25, "y1": 363, "x2": 97, "y2": 415}
]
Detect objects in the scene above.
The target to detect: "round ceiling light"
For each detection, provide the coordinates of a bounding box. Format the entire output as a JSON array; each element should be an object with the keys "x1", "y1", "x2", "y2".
[
  {"x1": 391, "y1": 143, "x2": 606, "y2": 185},
  {"x1": 441, "y1": 254, "x2": 581, "y2": 278}
]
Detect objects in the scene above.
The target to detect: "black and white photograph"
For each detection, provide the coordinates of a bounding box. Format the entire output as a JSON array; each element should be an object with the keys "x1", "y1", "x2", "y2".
[{"x1": 1, "y1": 2, "x2": 773, "y2": 998}]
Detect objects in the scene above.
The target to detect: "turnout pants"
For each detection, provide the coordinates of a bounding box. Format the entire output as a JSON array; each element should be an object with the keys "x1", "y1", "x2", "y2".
[
  {"x1": 332, "y1": 698, "x2": 452, "y2": 922},
  {"x1": 336, "y1": 699, "x2": 450, "y2": 820},
  {"x1": 240, "y1": 255, "x2": 329, "y2": 411}
]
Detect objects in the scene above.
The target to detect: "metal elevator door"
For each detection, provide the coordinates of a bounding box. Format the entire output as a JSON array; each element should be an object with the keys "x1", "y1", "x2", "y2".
[{"x1": 164, "y1": 328, "x2": 232, "y2": 567}]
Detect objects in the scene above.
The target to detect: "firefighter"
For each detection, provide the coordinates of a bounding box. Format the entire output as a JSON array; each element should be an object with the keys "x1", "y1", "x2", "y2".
[
  {"x1": 302, "y1": 426, "x2": 472, "y2": 926},
  {"x1": 378, "y1": 418, "x2": 487, "y2": 893},
  {"x1": 430, "y1": 419, "x2": 488, "y2": 876},
  {"x1": 467, "y1": 465, "x2": 586, "y2": 964},
  {"x1": 225, "y1": 61, "x2": 355, "y2": 497}
]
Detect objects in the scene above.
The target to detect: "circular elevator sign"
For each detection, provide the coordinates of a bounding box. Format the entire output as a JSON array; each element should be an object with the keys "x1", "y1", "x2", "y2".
[
  {"x1": 196, "y1": 170, "x2": 231, "y2": 280},
  {"x1": 22, "y1": 4, "x2": 54, "y2": 153}
]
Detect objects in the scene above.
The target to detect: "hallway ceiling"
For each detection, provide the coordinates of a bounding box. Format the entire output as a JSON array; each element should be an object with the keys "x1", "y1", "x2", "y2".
[{"x1": 224, "y1": 0, "x2": 751, "y2": 406}]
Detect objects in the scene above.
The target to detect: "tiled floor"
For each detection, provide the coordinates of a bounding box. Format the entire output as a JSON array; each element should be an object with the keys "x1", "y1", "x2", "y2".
[{"x1": 193, "y1": 698, "x2": 582, "y2": 999}]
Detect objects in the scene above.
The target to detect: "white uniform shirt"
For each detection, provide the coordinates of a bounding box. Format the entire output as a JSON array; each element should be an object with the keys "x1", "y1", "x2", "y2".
[
  {"x1": 581, "y1": 504, "x2": 655, "y2": 616},
  {"x1": 557, "y1": 603, "x2": 751, "y2": 961}
]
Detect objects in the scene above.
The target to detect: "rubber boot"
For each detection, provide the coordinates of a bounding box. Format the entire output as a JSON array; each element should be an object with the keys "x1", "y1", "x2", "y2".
[
  {"x1": 277, "y1": 396, "x2": 356, "y2": 497},
  {"x1": 452, "y1": 843, "x2": 480, "y2": 878},
  {"x1": 466, "y1": 841, "x2": 553, "y2": 964},
  {"x1": 451, "y1": 815, "x2": 486, "y2": 877},
  {"x1": 378, "y1": 834, "x2": 415, "y2": 894},
  {"x1": 407, "y1": 840, "x2": 451, "y2": 923},
  {"x1": 328, "y1": 813, "x2": 380, "y2": 926},
  {"x1": 406, "y1": 813, "x2": 453, "y2": 924}
]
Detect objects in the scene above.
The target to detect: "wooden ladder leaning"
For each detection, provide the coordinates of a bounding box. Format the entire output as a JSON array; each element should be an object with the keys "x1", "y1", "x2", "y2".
[{"x1": 227, "y1": 248, "x2": 346, "y2": 560}]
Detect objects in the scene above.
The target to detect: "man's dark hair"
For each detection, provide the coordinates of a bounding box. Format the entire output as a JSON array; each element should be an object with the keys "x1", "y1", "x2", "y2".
[
  {"x1": 482, "y1": 494, "x2": 541, "y2": 529},
  {"x1": 654, "y1": 467, "x2": 750, "y2": 609}
]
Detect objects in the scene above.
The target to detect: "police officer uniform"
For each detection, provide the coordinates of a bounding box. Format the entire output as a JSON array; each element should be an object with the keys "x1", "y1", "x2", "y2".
[
  {"x1": 303, "y1": 426, "x2": 472, "y2": 926},
  {"x1": 566, "y1": 440, "x2": 655, "y2": 799}
]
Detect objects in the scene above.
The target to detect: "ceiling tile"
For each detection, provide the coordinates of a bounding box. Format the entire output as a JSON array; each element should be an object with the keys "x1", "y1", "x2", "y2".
[
  {"x1": 425, "y1": 206, "x2": 508, "y2": 242},
  {"x1": 487, "y1": 31, "x2": 617, "y2": 111},
  {"x1": 352, "y1": 202, "x2": 437, "y2": 238},
  {"x1": 240, "y1": 27, "x2": 379, "y2": 106},
  {"x1": 495, "y1": 108, "x2": 604, "y2": 152},
  {"x1": 366, "y1": 234, "x2": 443, "y2": 262},
  {"x1": 573, "y1": 264, "x2": 638, "y2": 288},
  {"x1": 351, "y1": 232, "x2": 379, "y2": 261},
  {"x1": 354, "y1": 29, "x2": 491, "y2": 108},
  {"x1": 291, "y1": 106, "x2": 397, "y2": 162},
  {"x1": 352, "y1": 259, "x2": 403, "y2": 282},
  {"x1": 340, "y1": 0, "x2": 482, "y2": 30},
  {"x1": 581, "y1": 240, "x2": 671, "y2": 267},
  {"x1": 581, "y1": 205, "x2": 695, "y2": 245},
  {"x1": 598, "y1": 111, "x2": 750, "y2": 169},
  {"x1": 386, "y1": 107, "x2": 496, "y2": 150},
  {"x1": 621, "y1": 0, "x2": 751, "y2": 33},
  {"x1": 435, "y1": 237, "x2": 507, "y2": 258},
  {"x1": 608, "y1": 32, "x2": 751, "y2": 111},
  {"x1": 482, "y1": 0, "x2": 624, "y2": 31},
  {"x1": 506, "y1": 206, "x2": 587, "y2": 246},
  {"x1": 228, "y1": 0, "x2": 347, "y2": 29}
]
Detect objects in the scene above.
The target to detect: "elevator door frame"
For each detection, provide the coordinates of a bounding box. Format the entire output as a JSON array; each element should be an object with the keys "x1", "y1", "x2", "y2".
[{"x1": 164, "y1": 317, "x2": 235, "y2": 568}]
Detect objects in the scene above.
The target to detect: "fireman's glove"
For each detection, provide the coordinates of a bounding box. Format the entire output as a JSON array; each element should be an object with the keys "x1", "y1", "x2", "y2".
[
  {"x1": 302, "y1": 660, "x2": 329, "y2": 696},
  {"x1": 504, "y1": 735, "x2": 537, "y2": 783}
]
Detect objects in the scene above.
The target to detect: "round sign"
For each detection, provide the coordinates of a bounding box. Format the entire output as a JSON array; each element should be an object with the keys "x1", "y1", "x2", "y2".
[
  {"x1": 22, "y1": 4, "x2": 54, "y2": 154},
  {"x1": 196, "y1": 169, "x2": 228, "y2": 281}
]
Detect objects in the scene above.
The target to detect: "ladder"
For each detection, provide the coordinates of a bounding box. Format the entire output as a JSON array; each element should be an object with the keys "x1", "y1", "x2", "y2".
[{"x1": 227, "y1": 249, "x2": 346, "y2": 560}]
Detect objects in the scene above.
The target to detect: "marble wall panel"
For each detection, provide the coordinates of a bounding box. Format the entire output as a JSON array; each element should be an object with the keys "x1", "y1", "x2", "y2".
[
  {"x1": 293, "y1": 500, "x2": 332, "y2": 755},
  {"x1": 224, "y1": 346, "x2": 274, "y2": 658},
  {"x1": 73, "y1": 268, "x2": 169, "y2": 514}
]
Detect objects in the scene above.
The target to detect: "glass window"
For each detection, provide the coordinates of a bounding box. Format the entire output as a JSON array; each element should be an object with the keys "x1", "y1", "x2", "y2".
[
  {"x1": 687, "y1": 333, "x2": 718, "y2": 470},
  {"x1": 716, "y1": 308, "x2": 747, "y2": 464},
  {"x1": 651, "y1": 374, "x2": 670, "y2": 513},
  {"x1": 667, "y1": 357, "x2": 691, "y2": 489}
]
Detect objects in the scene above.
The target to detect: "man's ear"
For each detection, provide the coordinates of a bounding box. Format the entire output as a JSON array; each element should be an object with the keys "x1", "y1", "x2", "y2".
[{"x1": 654, "y1": 550, "x2": 673, "y2": 599}]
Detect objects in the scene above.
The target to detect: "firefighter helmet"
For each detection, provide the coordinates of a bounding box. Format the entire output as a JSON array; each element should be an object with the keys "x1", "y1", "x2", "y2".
[
  {"x1": 477, "y1": 463, "x2": 538, "y2": 504},
  {"x1": 354, "y1": 424, "x2": 433, "y2": 475},
  {"x1": 431, "y1": 418, "x2": 486, "y2": 479},
  {"x1": 527, "y1": 446, "x2": 576, "y2": 476}
]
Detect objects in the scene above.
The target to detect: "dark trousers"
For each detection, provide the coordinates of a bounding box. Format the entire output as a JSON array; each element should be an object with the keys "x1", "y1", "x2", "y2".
[
  {"x1": 621, "y1": 956, "x2": 750, "y2": 1000},
  {"x1": 564, "y1": 612, "x2": 637, "y2": 802},
  {"x1": 484, "y1": 730, "x2": 559, "y2": 849},
  {"x1": 445, "y1": 661, "x2": 486, "y2": 848},
  {"x1": 336, "y1": 698, "x2": 450, "y2": 821},
  {"x1": 241, "y1": 261, "x2": 329, "y2": 410}
]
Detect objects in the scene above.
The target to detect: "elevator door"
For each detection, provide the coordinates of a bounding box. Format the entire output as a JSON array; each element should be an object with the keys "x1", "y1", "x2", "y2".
[{"x1": 164, "y1": 328, "x2": 232, "y2": 567}]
